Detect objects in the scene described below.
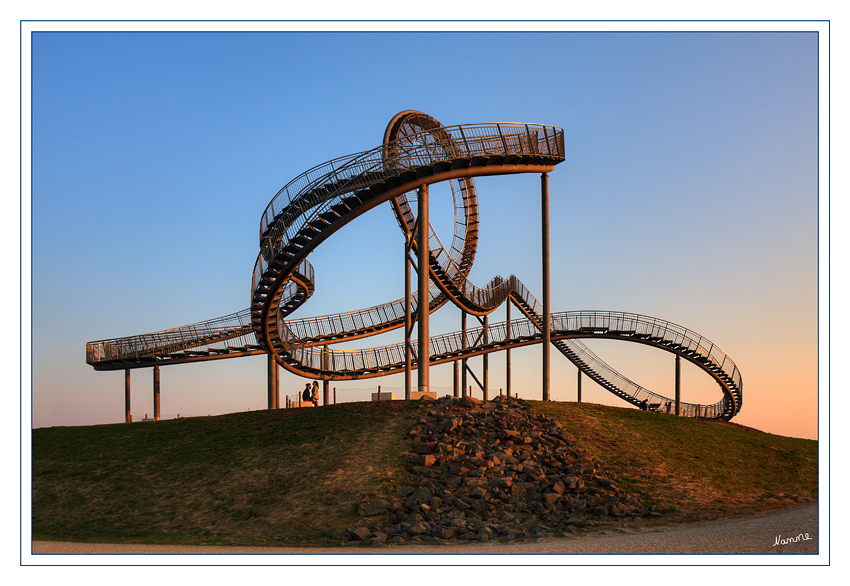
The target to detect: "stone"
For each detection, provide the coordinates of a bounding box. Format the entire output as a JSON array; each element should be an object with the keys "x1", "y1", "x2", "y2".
[
  {"x1": 358, "y1": 395, "x2": 657, "y2": 545},
  {"x1": 350, "y1": 527, "x2": 371, "y2": 541},
  {"x1": 413, "y1": 442, "x2": 437, "y2": 454},
  {"x1": 358, "y1": 498, "x2": 391, "y2": 517}
]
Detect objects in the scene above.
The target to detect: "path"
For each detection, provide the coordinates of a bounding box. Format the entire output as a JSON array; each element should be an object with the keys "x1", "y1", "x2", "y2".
[{"x1": 32, "y1": 501, "x2": 819, "y2": 557}]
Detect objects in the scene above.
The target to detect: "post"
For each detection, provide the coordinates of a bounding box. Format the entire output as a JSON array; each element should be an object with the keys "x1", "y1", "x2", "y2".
[
  {"x1": 153, "y1": 365, "x2": 161, "y2": 421},
  {"x1": 417, "y1": 183, "x2": 430, "y2": 394},
  {"x1": 404, "y1": 226, "x2": 412, "y2": 400},
  {"x1": 267, "y1": 353, "x2": 278, "y2": 409},
  {"x1": 675, "y1": 354, "x2": 681, "y2": 416},
  {"x1": 577, "y1": 368, "x2": 582, "y2": 403},
  {"x1": 482, "y1": 313, "x2": 489, "y2": 401},
  {"x1": 461, "y1": 312, "x2": 467, "y2": 398},
  {"x1": 541, "y1": 172, "x2": 551, "y2": 401},
  {"x1": 453, "y1": 360, "x2": 459, "y2": 397},
  {"x1": 323, "y1": 344, "x2": 330, "y2": 406},
  {"x1": 334, "y1": 387, "x2": 337, "y2": 404},
  {"x1": 124, "y1": 369, "x2": 131, "y2": 423},
  {"x1": 506, "y1": 300, "x2": 511, "y2": 398}
]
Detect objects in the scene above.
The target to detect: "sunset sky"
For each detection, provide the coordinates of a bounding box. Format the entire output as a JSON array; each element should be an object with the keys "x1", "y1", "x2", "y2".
[{"x1": 23, "y1": 22, "x2": 824, "y2": 441}]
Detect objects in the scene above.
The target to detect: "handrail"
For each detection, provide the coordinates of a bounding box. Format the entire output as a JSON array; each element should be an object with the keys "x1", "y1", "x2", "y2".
[{"x1": 86, "y1": 111, "x2": 741, "y2": 421}]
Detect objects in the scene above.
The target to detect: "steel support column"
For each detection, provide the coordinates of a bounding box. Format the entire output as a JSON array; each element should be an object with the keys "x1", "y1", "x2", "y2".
[
  {"x1": 461, "y1": 311, "x2": 467, "y2": 398},
  {"x1": 267, "y1": 353, "x2": 278, "y2": 409},
  {"x1": 675, "y1": 354, "x2": 681, "y2": 416},
  {"x1": 482, "y1": 314, "x2": 489, "y2": 401},
  {"x1": 417, "y1": 183, "x2": 430, "y2": 394},
  {"x1": 404, "y1": 226, "x2": 412, "y2": 400},
  {"x1": 153, "y1": 365, "x2": 161, "y2": 421},
  {"x1": 506, "y1": 301, "x2": 511, "y2": 398},
  {"x1": 124, "y1": 369, "x2": 131, "y2": 423},
  {"x1": 541, "y1": 172, "x2": 551, "y2": 401},
  {"x1": 577, "y1": 368, "x2": 582, "y2": 403},
  {"x1": 453, "y1": 359, "x2": 459, "y2": 397},
  {"x1": 323, "y1": 345, "x2": 330, "y2": 406}
]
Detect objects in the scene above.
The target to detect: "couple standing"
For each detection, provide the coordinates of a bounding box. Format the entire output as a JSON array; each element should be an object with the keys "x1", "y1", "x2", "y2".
[{"x1": 302, "y1": 381, "x2": 319, "y2": 407}]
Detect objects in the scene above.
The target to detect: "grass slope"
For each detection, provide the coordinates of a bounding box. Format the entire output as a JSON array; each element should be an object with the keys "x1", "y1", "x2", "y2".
[
  {"x1": 531, "y1": 401, "x2": 818, "y2": 521},
  {"x1": 32, "y1": 399, "x2": 817, "y2": 546}
]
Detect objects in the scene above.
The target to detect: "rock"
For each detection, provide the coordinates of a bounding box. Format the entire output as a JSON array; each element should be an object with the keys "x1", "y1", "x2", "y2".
[
  {"x1": 420, "y1": 454, "x2": 436, "y2": 467},
  {"x1": 358, "y1": 395, "x2": 657, "y2": 545},
  {"x1": 358, "y1": 498, "x2": 391, "y2": 517},
  {"x1": 406, "y1": 521, "x2": 430, "y2": 535},
  {"x1": 413, "y1": 442, "x2": 437, "y2": 454},
  {"x1": 350, "y1": 526, "x2": 371, "y2": 541},
  {"x1": 404, "y1": 487, "x2": 432, "y2": 507}
]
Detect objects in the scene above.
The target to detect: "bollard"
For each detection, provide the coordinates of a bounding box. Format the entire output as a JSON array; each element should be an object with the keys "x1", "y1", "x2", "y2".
[
  {"x1": 334, "y1": 387, "x2": 337, "y2": 404},
  {"x1": 377, "y1": 385, "x2": 381, "y2": 401}
]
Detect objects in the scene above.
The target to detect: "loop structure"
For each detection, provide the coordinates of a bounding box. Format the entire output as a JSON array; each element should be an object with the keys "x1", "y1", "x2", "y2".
[{"x1": 87, "y1": 111, "x2": 743, "y2": 421}]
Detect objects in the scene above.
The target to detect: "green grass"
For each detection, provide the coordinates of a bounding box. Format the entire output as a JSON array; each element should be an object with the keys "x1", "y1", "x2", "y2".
[
  {"x1": 530, "y1": 401, "x2": 818, "y2": 521},
  {"x1": 32, "y1": 401, "x2": 418, "y2": 545},
  {"x1": 32, "y1": 399, "x2": 818, "y2": 545}
]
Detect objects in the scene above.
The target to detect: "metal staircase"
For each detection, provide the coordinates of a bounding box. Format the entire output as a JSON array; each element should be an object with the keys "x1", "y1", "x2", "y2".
[{"x1": 86, "y1": 111, "x2": 742, "y2": 421}]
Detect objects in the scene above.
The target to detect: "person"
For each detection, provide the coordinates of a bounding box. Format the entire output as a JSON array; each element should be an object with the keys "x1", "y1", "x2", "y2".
[
  {"x1": 302, "y1": 383, "x2": 311, "y2": 405},
  {"x1": 311, "y1": 381, "x2": 319, "y2": 407}
]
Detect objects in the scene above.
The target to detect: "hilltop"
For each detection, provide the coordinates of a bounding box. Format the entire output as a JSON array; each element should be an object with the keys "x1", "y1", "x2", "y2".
[{"x1": 31, "y1": 397, "x2": 817, "y2": 546}]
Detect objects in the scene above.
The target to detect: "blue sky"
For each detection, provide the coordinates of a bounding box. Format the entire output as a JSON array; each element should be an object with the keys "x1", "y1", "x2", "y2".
[{"x1": 27, "y1": 27, "x2": 821, "y2": 440}]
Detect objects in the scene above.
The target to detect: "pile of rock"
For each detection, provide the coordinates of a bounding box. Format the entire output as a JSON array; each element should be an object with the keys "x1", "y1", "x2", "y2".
[{"x1": 337, "y1": 395, "x2": 664, "y2": 545}]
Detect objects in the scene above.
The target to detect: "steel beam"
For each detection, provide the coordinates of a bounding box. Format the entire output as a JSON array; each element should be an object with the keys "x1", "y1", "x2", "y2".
[
  {"x1": 483, "y1": 314, "x2": 489, "y2": 401},
  {"x1": 153, "y1": 365, "x2": 161, "y2": 421},
  {"x1": 506, "y1": 301, "x2": 511, "y2": 398},
  {"x1": 541, "y1": 172, "x2": 551, "y2": 401},
  {"x1": 417, "y1": 183, "x2": 430, "y2": 394},
  {"x1": 267, "y1": 353, "x2": 278, "y2": 409},
  {"x1": 675, "y1": 354, "x2": 681, "y2": 416},
  {"x1": 323, "y1": 345, "x2": 330, "y2": 406},
  {"x1": 577, "y1": 368, "x2": 582, "y2": 403},
  {"x1": 453, "y1": 359, "x2": 459, "y2": 397},
  {"x1": 124, "y1": 369, "x2": 131, "y2": 423},
  {"x1": 404, "y1": 224, "x2": 412, "y2": 400},
  {"x1": 461, "y1": 311, "x2": 467, "y2": 398}
]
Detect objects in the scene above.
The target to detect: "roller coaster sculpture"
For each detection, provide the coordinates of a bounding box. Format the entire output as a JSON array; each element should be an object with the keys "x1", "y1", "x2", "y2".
[{"x1": 86, "y1": 111, "x2": 743, "y2": 421}]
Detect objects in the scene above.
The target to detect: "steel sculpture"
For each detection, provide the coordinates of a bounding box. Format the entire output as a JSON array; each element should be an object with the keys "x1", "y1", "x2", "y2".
[{"x1": 86, "y1": 111, "x2": 743, "y2": 422}]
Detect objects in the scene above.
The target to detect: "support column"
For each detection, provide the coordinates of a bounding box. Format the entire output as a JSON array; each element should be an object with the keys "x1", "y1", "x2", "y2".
[
  {"x1": 541, "y1": 172, "x2": 551, "y2": 401},
  {"x1": 453, "y1": 360, "x2": 459, "y2": 397},
  {"x1": 675, "y1": 354, "x2": 681, "y2": 416},
  {"x1": 577, "y1": 368, "x2": 582, "y2": 403},
  {"x1": 482, "y1": 314, "x2": 489, "y2": 401},
  {"x1": 153, "y1": 365, "x2": 161, "y2": 421},
  {"x1": 267, "y1": 353, "x2": 279, "y2": 409},
  {"x1": 506, "y1": 301, "x2": 511, "y2": 398},
  {"x1": 417, "y1": 183, "x2": 430, "y2": 394},
  {"x1": 323, "y1": 345, "x2": 330, "y2": 406},
  {"x1": 404, "y1": 226, "x2": 412, "y2": 400},
  {"x1": 461, "y1": 311, "x2": 468, "y2": 398},
  {"x1": 124, "y1": 369, "x2": 131, "y2": 423}
]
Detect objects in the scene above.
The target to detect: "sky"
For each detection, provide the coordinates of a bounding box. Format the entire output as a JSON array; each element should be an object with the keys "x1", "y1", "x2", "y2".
[{"x1": 24, "y1": 24, "x2": 822, "y2": 441}]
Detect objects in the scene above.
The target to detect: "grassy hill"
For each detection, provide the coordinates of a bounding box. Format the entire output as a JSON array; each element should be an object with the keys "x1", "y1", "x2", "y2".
[{"x1": 31, "y1": 399, "x2": 817, "y2": 546}]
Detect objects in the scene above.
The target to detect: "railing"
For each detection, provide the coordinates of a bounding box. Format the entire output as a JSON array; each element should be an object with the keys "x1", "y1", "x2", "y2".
[
  {"x1": 252, "y1": 122, "x2": 563, "y2": 303},
  {"x1": 87, "y1": 111, "x2": 740, "y2": 420},
  {"x1": 86, "y1": 310, "x2": 258, "y2": 364}
]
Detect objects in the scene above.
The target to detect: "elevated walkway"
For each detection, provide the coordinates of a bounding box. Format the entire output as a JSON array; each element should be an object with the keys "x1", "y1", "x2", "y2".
[{"x1": 87, "y1": 111, "x2": 742, "y2": 422}]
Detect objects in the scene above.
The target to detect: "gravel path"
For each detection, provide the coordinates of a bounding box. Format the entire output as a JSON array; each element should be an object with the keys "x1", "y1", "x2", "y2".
[{"x1": 32, "y1": 501, "x2": 819, "y2": 557}]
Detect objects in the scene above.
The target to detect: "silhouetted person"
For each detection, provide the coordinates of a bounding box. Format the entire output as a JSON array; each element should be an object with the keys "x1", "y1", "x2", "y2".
[
  {"x1": 640, "y1": 399, "x2": 648, "y2": 411},
  {"x1": 302, "y1": 383, "x2": 311, "y2": 405}
]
